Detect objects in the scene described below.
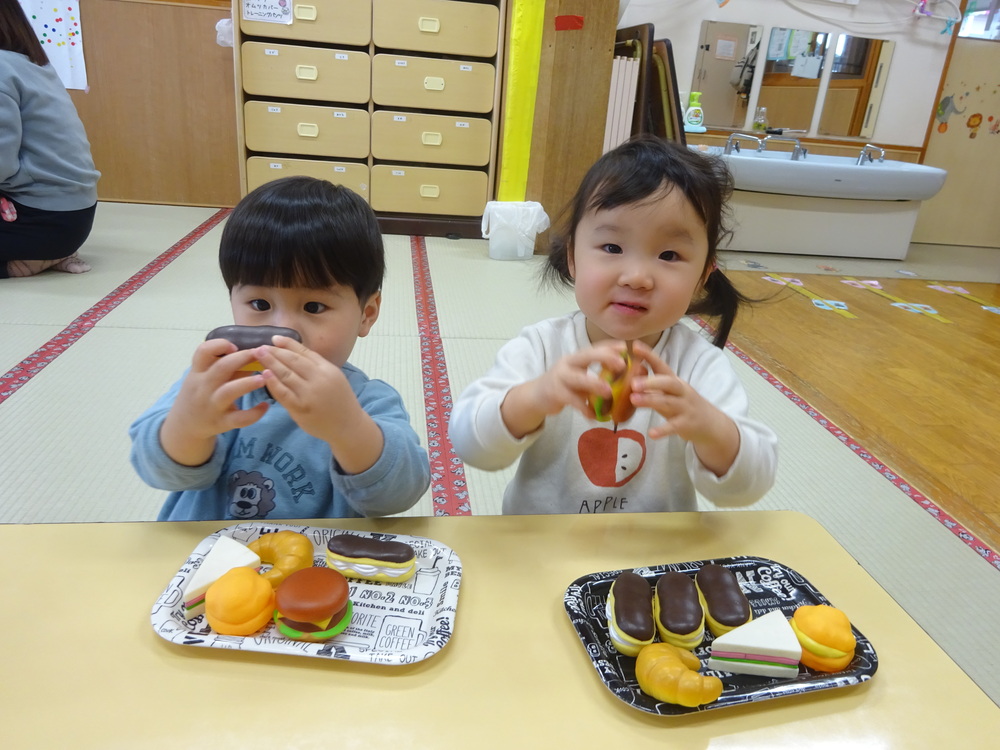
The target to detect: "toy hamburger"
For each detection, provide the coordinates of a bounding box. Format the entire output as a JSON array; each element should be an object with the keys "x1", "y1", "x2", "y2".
[{"x1": 273, "y1": 567, "x2": 353, "y2": 642}]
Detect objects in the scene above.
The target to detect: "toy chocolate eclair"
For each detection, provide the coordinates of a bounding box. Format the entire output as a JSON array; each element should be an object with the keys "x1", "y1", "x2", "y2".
[
  {"x1": 695, "y1": 563, "x2": 752, "y2": 637},
  {"x1": 325, "y1": 535, "x2": 417, "y2": 583},
  {"x1": 205, "y1": 325, "x2": 302, "y2": 371},
  {"x1": 653, "y1": 571, "x2": 705, "y2": 650},
  {"x1": 606, "y1": 571, "x2": 655, "y2": 656}
]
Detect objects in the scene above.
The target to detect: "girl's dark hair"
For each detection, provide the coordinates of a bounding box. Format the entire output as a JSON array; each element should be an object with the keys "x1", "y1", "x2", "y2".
[
  {"x1": 544, "y1": 134, "x2": 750, "y2": 348},
  {"x1": 220, "y1": 176, "x2": 384, "y2": 304},
  {"x1": 0, "y1": 1, "x2": 50, "y2": 65}
]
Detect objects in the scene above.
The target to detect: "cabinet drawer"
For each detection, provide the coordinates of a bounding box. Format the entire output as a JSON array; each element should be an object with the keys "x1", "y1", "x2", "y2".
[
  {"x1": 244, "y1": 101, "x2": 369, "y2": 159},
  {"x1": 373, "y1": 0, "x2": 499, "y2": 58},
  {"x1": 370, "y1": 164, "x2": 487, "y2": 216},
  {"x1": 371, "y1": 110, "x2": 491, "y2": 166},
  {"x1": 240, "y1": 0, "x2": 372, "y2": 47},
  {"x1": 372, "y1": 54, "x2": 495, "y2": 113},
  {"x1": 241, "y1": 42, "x2": 370, "y2": 103},
  {"x1": 246, "y1": 157, "x2": 370, "y2": 201}
]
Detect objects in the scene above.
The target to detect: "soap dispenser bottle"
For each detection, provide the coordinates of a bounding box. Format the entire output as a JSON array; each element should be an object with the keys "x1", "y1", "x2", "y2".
[
  {"x1": 683, "y1": 91, "x2": 707, "y2": 134},
  {"x1": 752, "y1": 106, "x2": 769, "y2": 133}
]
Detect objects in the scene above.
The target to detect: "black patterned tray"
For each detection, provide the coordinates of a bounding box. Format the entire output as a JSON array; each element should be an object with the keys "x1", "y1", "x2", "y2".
[{"x1": 564, "y1": 556, "x2": 877, "y2": 715}]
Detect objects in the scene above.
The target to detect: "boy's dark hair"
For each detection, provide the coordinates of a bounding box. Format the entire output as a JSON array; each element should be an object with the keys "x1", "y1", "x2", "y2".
[
  {"x1": 544, "y1": 134, "x2": 750, "y2": 348},
  {"x1": 0, "y1": 0, "x2": 50, "y2": 65},
  {"x1": 220, "y1": 177, "x2": 384, "y2": 304}
]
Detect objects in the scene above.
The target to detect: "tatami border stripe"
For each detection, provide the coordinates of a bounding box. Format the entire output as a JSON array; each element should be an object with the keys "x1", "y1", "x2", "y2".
[
  {"x1": 690, "y1": 317, "x2": 1000, "y2": 571},
  {"x1": 409, "y1": 236, "x2": 470, "y2": 516},
  {"x1": 0, "y1": 208, "x2": 229, "y2": 406}
]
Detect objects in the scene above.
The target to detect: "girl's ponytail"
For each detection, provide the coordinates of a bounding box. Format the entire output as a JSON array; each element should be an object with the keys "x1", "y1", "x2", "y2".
[{"x1": 687, "y1": 268, "x2": 751, "y2": 348}]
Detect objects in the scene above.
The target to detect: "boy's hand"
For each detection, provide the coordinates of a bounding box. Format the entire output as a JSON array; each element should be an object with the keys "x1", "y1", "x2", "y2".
[
  {"x1": 160, "y1": 338, "x2": 269, "y2": 466},
  {"x1": 254, "y1": 336, "x2": 384, "y2": 474},
  {"x1": 500, "y1": 340, "x2": 630, "y2": 439},
  {"x1": 629, "y1": 340, "x2": 740, "y2": 476}
]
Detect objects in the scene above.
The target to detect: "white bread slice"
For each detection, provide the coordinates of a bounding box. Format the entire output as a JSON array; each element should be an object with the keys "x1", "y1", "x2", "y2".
[
  {"x1": 707, "y1": 609, "x2": 802, "y2": 678},
  {"x1": 182, "y1": 536, "x2": 261, "y2": 619}
]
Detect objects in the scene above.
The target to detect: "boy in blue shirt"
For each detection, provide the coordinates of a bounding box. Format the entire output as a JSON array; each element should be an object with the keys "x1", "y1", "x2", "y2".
[{"x1": 131, "y1": 177, "x2": 430, "y2": 520}]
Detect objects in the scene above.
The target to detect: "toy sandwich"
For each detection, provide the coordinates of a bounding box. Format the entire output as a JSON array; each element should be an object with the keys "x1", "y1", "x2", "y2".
[{"x1": 707, "y1": 609, "x2": 803, "y2": 679}]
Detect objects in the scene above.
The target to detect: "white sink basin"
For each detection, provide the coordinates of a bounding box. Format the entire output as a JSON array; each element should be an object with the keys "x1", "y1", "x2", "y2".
[{"x1": 714, "y1": 149, "x2": 947, "y2": 201}]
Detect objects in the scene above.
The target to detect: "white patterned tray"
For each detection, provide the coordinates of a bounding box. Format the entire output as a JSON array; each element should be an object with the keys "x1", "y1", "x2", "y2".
[{"x1": 151, "y1": 522, "x2": 461, "y2": 665}]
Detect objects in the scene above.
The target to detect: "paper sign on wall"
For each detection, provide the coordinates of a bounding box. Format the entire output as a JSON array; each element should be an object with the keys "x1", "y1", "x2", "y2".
[
  {"x1": 791, "y1": 55, "x2": 822, "y2": 79},
  {"x1": 242, "y1": 0, "x2": 293, "y2": 25},
  {"x1": 19, "y1": 1, "x2": 88, "y2": 90}
]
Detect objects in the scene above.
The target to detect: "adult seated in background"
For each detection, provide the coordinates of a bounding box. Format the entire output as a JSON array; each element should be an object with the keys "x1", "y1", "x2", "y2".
[{"x1": 0, "y1": 1, "x2": 100, "y2": 279}]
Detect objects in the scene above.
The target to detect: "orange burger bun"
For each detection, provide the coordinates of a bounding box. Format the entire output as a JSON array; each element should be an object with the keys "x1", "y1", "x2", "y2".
[{"x1": 205, "y1": 566, "x2": 275, "y2": 636}]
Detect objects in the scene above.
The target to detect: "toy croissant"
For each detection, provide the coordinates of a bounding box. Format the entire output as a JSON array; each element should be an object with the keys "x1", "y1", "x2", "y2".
[{"x1": 635, "y1": 643, "x2": 723, "y2": 707}]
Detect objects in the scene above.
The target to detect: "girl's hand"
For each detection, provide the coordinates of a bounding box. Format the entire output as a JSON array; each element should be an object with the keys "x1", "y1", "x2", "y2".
[
  {"x1": 254, "y1": 336, "x2": 384, "y2": 474},
  {"x1": 501, "y1": 340, "x2": 631, "y2": 439},
  {"x1": 160, "y1": 338, "x2": 270, "y2": 466},
  {"x1": 629, "y1": 340, "x2": 741, "y2": 476}
]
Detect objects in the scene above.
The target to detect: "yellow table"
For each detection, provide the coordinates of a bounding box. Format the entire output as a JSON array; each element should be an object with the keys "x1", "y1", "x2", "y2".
[{"x1": 2, "y1": 511, "x2": 997, "y2": 748}]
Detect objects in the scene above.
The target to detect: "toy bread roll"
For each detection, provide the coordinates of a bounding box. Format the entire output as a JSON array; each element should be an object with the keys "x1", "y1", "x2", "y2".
[
  {"x1": 695, "y1": 563, "x2": 752, "y2": 637},
  {"x1": 205, "y1": 566, "x2": 275, "y2": 636},
  {"x1": 653, "y1": 571, "x2": 705, "y2": 650},
  {"x1": 325, "y1": 535, "x2": 417, "y2": 583},
  {"x1": 206, "y1": 325, "x2": 302, "y2": 371},
  {"x1": 790, "y1": 604, "x2": 857, "y2": 672},
  {"x1": 606, "y1": 571, "x2": 655, "y2": 656},
  {"x1": 590, "y1": 348, "x2": 638, "y2": 424}
]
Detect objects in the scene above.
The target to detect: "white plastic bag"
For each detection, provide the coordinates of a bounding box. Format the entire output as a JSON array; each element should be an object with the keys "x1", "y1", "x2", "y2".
[
  {"x1": 216, "y1": 17, "x2": 234, "y2": 48},
  {"x1": 481, "y1": 201, "x2": 550, "y2": 261}
]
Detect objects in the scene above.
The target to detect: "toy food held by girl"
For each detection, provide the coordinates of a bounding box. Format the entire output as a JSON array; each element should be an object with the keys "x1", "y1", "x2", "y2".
[
  {"x1": 273, "y1": 566, "x2": 353, "y2": 642},
  {"x1": 606, "y1": 571, "x2": 656, "y2": 656},
  {"x1": 181, "y1": 535, "x2": 261, "y2": 619},
  {"x1": 204, "y1": 566, "x2": 275, "y2": 636},
  {"x1": 325, "y1": 535, "x2": 417, "y2": 583},
  {"x1": 248, "y1": 530, "x2": 314, "y2": 587},
  {"x1": 695, "y1": 563, "x2": 752, "y2": 637},
  {"x1": 590, "y1": 345, "x2": 639, "y2": 424},
  {"x1": 635, "y1": 642, "x2": 723, "y2": 707},
  {"x1": 205, "y1": 324, "x2": 302, "y2": 371},
  {"x1": 707, "y1": 609, "x2": 802, "y2": 678},
  {"x1": 790, "y1": 604, "x2": 857, "y2": 672},
  {"x1": 653, "y1": 571, "x2": 705, "y2": 651}
]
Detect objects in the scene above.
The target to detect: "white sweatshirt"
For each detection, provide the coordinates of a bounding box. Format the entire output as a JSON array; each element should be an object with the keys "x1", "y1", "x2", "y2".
[{"x1": 449, "y1": 312, "x2": 778, "y2": 514}]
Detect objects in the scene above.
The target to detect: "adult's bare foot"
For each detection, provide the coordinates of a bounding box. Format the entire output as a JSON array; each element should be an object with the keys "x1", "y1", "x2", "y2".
[{"x1": 51, "y1": 252, "x2": 91, "y2": 274}]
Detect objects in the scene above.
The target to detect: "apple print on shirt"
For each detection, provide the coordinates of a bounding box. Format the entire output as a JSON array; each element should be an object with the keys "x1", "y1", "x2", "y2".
[{"x1": 577, "y1": 425, "x2": 647, "y2": 509}]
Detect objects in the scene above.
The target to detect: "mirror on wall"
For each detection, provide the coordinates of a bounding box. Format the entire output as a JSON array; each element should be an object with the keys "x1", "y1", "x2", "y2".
[
  {"x1": 691, "y1": 21, "x2": 764, "y2": 129},
  {"x1": 818, "y1": 35, "x2": 895, "y2": 138},
  {"x1": 691, "y1": 22, "x2": 894, "y2": 138},
  {"x1": 757, "y1": 27, "x2": 829, "y2": 132}
]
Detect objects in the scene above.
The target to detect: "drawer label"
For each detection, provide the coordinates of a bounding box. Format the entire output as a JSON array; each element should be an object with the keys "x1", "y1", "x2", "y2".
[
  {"x1": 267, "y1": 106, "x2": 281, "y2": 113},
  {"x1": 455, "y1": 121, "x2": 469, "y2": 128},
  {"x1": 393, "y1": 115, "x2": 407, "y2": 122},
  {"x1": 269, "y1": 163, "x2": 283, "y2": 169},
  {"x1": 335, "y1": 53, "x2": 349, "y2": 61},
  {"x1": 395, "y1": 60, "x2": 408, "y2": 67},
  {"x1": 392, "y1": 170, "x2": 406, "y2": 176},
  {"x1": 335, "y1": 166, "x2": 346, "y2": 173},
  {"x1": 459, "y1": 65, "x2": 473, "y2": 72},
  {"x1": 334, "y1": 111, "x2": 347, "y2": 118},
  {"x1": 264, "y1": 49, "x2": 279, "y2": 56}
]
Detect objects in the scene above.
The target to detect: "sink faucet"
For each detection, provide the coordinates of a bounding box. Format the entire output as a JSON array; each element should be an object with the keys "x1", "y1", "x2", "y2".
[
  {"x1": 857, "y1": 144, "x2": 886, "y2": 165},
  {"x1": 724, "y1": 133, "x2": 763, "y2": 155},
  {"x1": 760, "y1": 135, "x2": 808, "y2": 161}
]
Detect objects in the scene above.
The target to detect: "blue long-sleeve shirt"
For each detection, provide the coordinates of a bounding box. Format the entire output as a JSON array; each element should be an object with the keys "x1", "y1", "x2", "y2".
[{"x1": 130, "y1": 363, "x2": 430, "y2": 521}]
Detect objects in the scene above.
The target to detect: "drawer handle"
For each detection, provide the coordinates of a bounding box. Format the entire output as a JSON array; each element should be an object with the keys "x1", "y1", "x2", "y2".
[
  {"x1": 295, "y1": 65, "x2": 318, "y2": 81},
  {"x1": 419, "y1": 184, "x2": 440, "y2": 198},
  {"x1": 418, "y1": 16, "x2": 441, "y2": 33},
  {"x1": 424, "y1": 76, "x2": 445, "y2": 91},
  {"x1": 296, "y1": 122, "x2": 320, "y2": 138},
  {"x1": 421, "y1": 131, "x2": 443, "y2": 146},
  {"x1": 294, "y1": 4, "x2": 318, "y2": 21}
]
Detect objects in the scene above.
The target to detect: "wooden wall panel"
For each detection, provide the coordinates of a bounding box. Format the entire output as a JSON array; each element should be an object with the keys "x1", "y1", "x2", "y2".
[
  {"x1": 525, "y1": 1, "x2": 617, "y2": 239},
  {"x1": 70, "y1": 0, "x2": 240, "y2": 207}
]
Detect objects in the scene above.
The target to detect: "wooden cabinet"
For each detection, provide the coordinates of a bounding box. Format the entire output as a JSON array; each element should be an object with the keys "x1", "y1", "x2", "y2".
[{"x1": 233, "y1": 0, "x2": 505, "y2": 236}]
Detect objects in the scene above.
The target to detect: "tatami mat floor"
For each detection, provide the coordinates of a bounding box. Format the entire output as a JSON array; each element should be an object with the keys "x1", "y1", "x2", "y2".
[{"x1": 2, "y1": 202, "x2": 998, "y2": 706}]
